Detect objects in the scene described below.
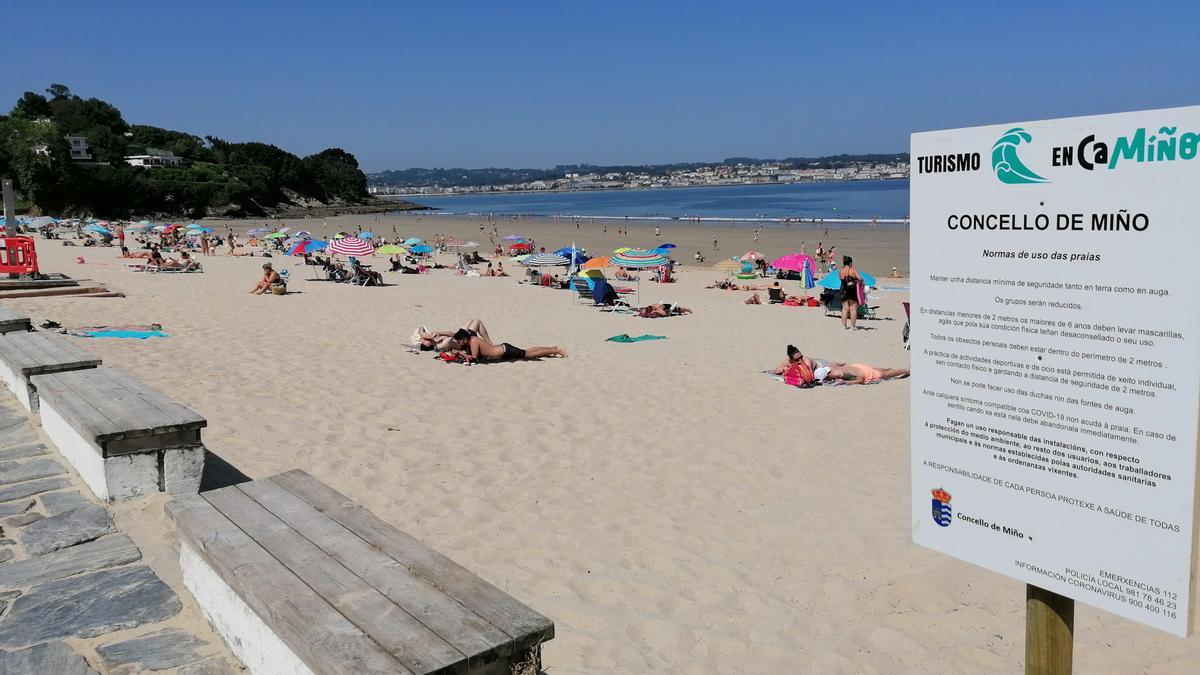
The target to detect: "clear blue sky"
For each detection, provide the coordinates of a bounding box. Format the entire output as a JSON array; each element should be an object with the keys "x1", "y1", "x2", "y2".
[{"x1": 3, "y1": 2, "x2": 1197, "y2": 172}]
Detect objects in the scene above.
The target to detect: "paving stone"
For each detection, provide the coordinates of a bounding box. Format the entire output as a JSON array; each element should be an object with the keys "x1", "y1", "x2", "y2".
[
  {"x1": 0, "y1": 640, "x2": 97, "y2": 674},
  {"x1": 0, "y1": 589, "x2": 17, "y2": 613},
  {"x1": 97, "y1": 628, "x2": 209, "y2": 673},
  {"x1": 0, "y1": 549, "x2": 10, "y2": 564},
  {"x1": 178, "y1": 656, "x2": 237, "y2": 675},
  {"x1": 0, "y1": 476, "x2": 70, "y2": 504},
  {"x1": 0, "y1": 500, "x2": 32, "y2": 518},
  {"x1": 18, "y1": 505, "x2": 115, "y2": 557},
  {"x1": 0, "y1": 426, "x2": 38, "y2": 448},
  {"x1": 0, "y1": 444, "x2": 48, "y2": 461},
  {"x1": 0, "y1": 565, "x2": 181, "y2": 646},
  {"x1": 0, "y1": 458, "x2": 67, "y2": 486},
  {"x1": 3, "y1": 512, "x2": 43, "y2": 528},
  {"x1": 0, "y1": 535, "x2": 141, "y2": 589},
  {"x1": 40, "y1": 491, "x2": 91, "y2": 516}
]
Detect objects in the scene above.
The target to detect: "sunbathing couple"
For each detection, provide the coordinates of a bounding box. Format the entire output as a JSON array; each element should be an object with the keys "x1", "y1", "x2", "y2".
[
  {"x1": 417, "y1": 319, "x2": 566, "y2": 361},
  {"x1": 775, "y1": 345, "x2": 908, "y2": 385},
  {"x1": 637, "y1": 303, "x2": 692, "y2": 318},
  {"x1": 745, "y1": 282, "x2": 807, "y2": 305}
]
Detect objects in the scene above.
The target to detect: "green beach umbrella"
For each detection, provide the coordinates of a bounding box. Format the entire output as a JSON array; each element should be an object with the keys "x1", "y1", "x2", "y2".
[
  {"x1": 264, "y1": 232, "x2": 287, "y2": 239},
  {"x1": 375, "y1": 244, "x2": 407, "y2": 255}
]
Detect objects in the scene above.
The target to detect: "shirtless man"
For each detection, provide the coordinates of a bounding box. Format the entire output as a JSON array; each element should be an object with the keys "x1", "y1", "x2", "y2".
[{"x1": 459, "y1": 335, "x2": 566, "y2": 361}]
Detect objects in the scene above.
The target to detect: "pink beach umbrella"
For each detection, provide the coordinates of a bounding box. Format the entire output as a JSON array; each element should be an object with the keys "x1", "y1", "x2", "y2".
[
  {"x1": 328, "y1": 237, "x2": 374, "y2": 257},
  {"x1": 740, "y1": 251, "x2": 765, "y2": 261},
  {"x1": 772, "y1": 253, "x2": 819, "y2": 288}
]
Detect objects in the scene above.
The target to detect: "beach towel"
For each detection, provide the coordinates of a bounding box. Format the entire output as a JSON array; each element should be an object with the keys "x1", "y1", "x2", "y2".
[
  {"x1": 82, "y1": 330, "x2": 167, "y2": 339},
  {"x1": 606, "y1": 334, "x2": 667, "y2": 343}
]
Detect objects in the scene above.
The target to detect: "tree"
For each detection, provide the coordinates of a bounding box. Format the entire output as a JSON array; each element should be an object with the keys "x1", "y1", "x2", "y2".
[
  {"x1": 304, "y1": 148, "x2": 368, "y2": 201},
  {"x1": 11, "y1": 92, "x2": 52, "y2": 120},
  {"x1": 3, "y1": 118, "x2": 72, "y2": 213},
  {"x1": 45, "y1": 84, "x2": 73, "y2": 101}
]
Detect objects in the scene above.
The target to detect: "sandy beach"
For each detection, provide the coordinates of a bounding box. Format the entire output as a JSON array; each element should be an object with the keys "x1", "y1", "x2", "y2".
[{"x1": 7, "y1": 216, "x2": 1194, "y2": 674}]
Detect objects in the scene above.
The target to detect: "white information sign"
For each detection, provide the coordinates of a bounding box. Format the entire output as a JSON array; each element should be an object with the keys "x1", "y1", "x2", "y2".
[{"x1": 910, "y1": 106, "x2": 1200, "y2": 636}]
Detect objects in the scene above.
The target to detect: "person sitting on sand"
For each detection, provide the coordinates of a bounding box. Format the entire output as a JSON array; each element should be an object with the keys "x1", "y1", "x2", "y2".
[
  {"x1": 637, "y1": 303, "x2": 692, "y2": 318},
  {"x1": 251, "y1": 263, "x2": 283, "y2": 294},
  {"x1": 450, "y1": 335, "x2": 567, "y2": 361},
  {"x1": 495, "y1": 262, "x2": 508, "y2": 277},
  {"x1": 160, "y1": 251, "x2": 201, "y2": 271},
  {"x1": 815, "y1": 363, "x2": 909, "y2": 385},
  {"x1": 417, "y1": 319, "x2": 493, "y2": 352}
]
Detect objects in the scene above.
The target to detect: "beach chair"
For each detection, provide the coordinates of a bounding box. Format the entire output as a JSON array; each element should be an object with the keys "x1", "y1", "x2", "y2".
[
  {"x1": 767, "y1": 287, "x2": 785, "y2": 304},
  {"x1": 572, "y1": 277, "x2": 595, "y2": 305},
  {"x1": 821, "y1": 290, "x2": 878, "y2": 319}
]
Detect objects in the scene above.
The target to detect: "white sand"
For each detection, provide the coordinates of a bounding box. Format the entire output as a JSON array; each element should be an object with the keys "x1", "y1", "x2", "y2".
[{"x1": 6, "y1": 221, "x2": 1195, "y2": 674}]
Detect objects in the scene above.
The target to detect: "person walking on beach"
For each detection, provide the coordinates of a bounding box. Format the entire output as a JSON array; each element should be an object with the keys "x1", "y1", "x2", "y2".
[
  {"x1": 712, "y1": 235, "x2": 718, "y2": 251},
  {"x1": 839, "y1": 256, "x2": 863, "y2": 331},
  {"x1": 655, "y1": 226, "x2": 661, "y2": 238},
  {"x1": 753, "y1": 228, "x2": 760, "y2": 243}
]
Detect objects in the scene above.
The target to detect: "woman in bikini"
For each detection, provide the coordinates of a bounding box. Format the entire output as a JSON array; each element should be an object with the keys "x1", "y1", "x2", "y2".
[
  {"x1": 839, "y1": 255, "x2": 863, "y2": 331},
  {"x1": 818, "y1": 363, "x2": 909, "y2": 385}
]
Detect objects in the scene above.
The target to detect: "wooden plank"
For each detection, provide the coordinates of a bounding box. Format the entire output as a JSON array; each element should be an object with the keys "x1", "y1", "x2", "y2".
[
  {"x1": 166, "y1": 494, "x2": 412, "y2": 675},
  {"x1": 30, "y1": 369, "x2": 204, "y2": 443},
  {"x1": 0, "y1": 332, "x2": 99, "y2": 375},
  {"x1": 204, "y1": 486, "x2": 467, "y2": 675},
  {"x1": 271, "y1": 470, "x2": 554, "y2": 647},
  {"x1": 0, "y1": 305, "x2": 29, "y2": 324},
  {"x1": 242, "y1": 479, "x2": 512, "y2": 667},
  {"x1": 30, "y1": 372, "x2": 124, "y2": 443}
]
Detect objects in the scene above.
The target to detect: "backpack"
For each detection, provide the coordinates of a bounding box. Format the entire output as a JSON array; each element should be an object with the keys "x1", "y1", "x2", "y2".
[{"x1": 784, "y1": 361, "x2": 814, "y2": 387}]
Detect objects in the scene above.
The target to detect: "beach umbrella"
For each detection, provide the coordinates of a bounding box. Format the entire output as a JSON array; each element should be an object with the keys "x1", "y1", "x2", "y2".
[
  {"x1": 289, "y1": 239, "x2": 326, "y2": 256},
  {"x1": 712, "y1": 259, "x2": 741, "y2": 276},
  {"x1": 85, "y1": 224, "x2": 111, "y2": 236},
  {"x1": 408, "y1": 244, "x2": 433, "y2": 254},
  {"x1": 403, "y1": 237, "x2": 423, "y2": 246},
  {"x1": 650, "y1": 247, "x2": 675, "y2": 257},
  {"x1": 817, "y1": 269, "x2": 878, "y2": 290},
  {"x1": 613, "y1": 247, "x2": 634, "y2": 254},
  {"x1": 190, "y1": 226, "x2": 215, "y2": 234},
  {"x1": 445, "y1": 237, "x2": 465, "y2": 246},
  {"x1": 657, "y1": 243, "x2": 677, "y2": 249},
  {"x1": 523, "y1": 252, "x2": 571, "y2": 267},
  {"x1": 137, "y1": 220, "x2": 152, "y2": 227},
  {"x1": 503, "y1": 234, "x2": 526, "y2": 241},
  {"x1": 553, "y1": 247, "x2": 576, "y2": 256},
  {"x1": 771, "y1": 253, "x2": 820, "y2": 273},
  {"x1": 375, "y1": 244, "x2": 407, "y2": 255},
  {"x1": 279, "y1": 227, "x2": 291, "y2": 233},
  {"x1": 294, "y1": 230, "x2": 311, "y2": 239},
  {"x1": 741, "y1": 251, "x2": 765, "y2": 261},
  {"x1": 359, "y1": 232, "x2": 374, "y2": 239},
  {"x1": 611, "y1": 250, "x2": 668, "y2": 268},
  {"x1": 508, "y1": 243, "x2": 532, "y2": 253},
  {"x1": 582, "y1": 256, "x2": 611, "y2": 269},
  {"x1": 803, "y1": 262, "x2": 816, "y2": 289},
  {"x1": 264, "y1": 232, "x2": 287, "y2": 240},
  {"x1": 328, "y1": 237, "x2": 374, "y2": 256},
  {"x1": 247, "y1": 227, "x2": 269, "y2": 235},
  {"x1": 512, "y1": 254, "x2": 532, "y2": 263}
]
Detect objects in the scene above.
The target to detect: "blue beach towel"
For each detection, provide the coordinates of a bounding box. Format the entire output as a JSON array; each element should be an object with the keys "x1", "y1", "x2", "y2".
[{"x1": 85, "y1": 330, "x2": 168, "y2": 339}]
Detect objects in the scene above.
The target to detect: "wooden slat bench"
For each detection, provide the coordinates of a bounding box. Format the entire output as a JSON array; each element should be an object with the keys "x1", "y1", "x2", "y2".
[
  {"x1": 167, "y1": 469, "x2": 554, "y2": 675},
  {"x1": 0, "y1": 331, "x2": 101, "y2": 412},
  {"x1": 30, "y1": 367, "x2": 207, "y2": 502},
  {"x1": 0, "y1": 305, "x2": 32, "y2": 334}
]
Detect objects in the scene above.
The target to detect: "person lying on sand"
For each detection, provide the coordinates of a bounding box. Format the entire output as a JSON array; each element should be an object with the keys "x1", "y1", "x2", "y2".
[
  {"x1": 707, "y1": 279, "x2": 767, "y2": 291},
  {"x1": 160, "y1": 251, "x2": 201, "y2": 271},
  {"x1": 250, "y1": 263, "x2": 282, "y2": 294},
  {"x1": 418, "y1": 319, "x2": 492, "y2": 352},
  {"x1": 449, "y1": 335, "x2": 567, "y2": 361},
  {"x1": 637, "y1": 303, "x2": 692, "y2": 318},
  {"x1": 815, "y1": 363, "x2": 909, "y2": 385}
]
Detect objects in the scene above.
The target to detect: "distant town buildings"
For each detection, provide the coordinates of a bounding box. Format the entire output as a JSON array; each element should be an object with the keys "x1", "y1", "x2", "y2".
[
  {"x1": 125, "y1": 148, "x2": 182, "y2": 168},
  {"x1": 368, "y1": 160, "x2": 910, "y2": 196}
]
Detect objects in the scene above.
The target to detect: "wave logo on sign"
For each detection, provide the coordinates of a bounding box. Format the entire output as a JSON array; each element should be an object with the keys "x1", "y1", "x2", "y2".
[
  {"x1": 991, "y1": 128, "x2": 1049, "y2": 184},
  {"x1": 931, "y1": 488, "x2": 953, "y2": 527}
]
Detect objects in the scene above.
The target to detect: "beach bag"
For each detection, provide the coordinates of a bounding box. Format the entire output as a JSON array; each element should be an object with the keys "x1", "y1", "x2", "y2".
[
  {"x1": 806, "y1": 297, "x2": 820, "y2": 307},
  {"x1": 784, "y1": 361, "x2": 814, "y2": 387},
  {"x1": 856, "y1": 281, "x2": 867, "y2": 306}
]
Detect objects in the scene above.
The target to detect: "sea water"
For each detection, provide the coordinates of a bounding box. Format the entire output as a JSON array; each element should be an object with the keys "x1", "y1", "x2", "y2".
[{"x1": 399, "y1": 179, "x2": 909, "y2": 225}]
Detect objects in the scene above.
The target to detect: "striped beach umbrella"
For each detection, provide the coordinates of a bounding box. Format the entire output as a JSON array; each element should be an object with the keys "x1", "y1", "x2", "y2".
[
  {"x1": 328, "y1": 237, "x2": 374, "y2": 256},
  {"x1": 610, "y1": 250, "x2": 668, "y2": 268},
  {"x1": 522, "y1": 252, "x2": 570, "y2": 267}
]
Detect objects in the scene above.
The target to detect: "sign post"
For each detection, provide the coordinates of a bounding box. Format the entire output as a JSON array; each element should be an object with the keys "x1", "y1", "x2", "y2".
[
  {"x1": 1, "y1": 179, "x2": 14, "y2": 238},
  {"x1": 910, "y1": 106, "x2": 1200, "y2": 666}
]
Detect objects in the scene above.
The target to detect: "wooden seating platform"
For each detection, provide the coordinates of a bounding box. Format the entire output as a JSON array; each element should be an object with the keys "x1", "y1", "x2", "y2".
[
  {"x1": 0, "y1": 331, "x2": 101, "y2": 412},
  {"x1": 0, "y1": 305, "x2": 31, "y2": 334},
  {"x1": 31, "y1": 367, "x2": 207, "y2": 501},
  {"x1": 167, "y1": 470, "x2": 554, "y2": 675}
]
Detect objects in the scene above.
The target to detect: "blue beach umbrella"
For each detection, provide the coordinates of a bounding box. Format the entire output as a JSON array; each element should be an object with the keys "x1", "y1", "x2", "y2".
[
  {"x1": 85, "y1": 224, "x2": 111, "y2": 236},
  {"x1": 359, "y1": 232, "x2": 374, "y2": 239},
  {"x1": 817, "y1": 269, "x2": 877, "y2": 290},
  {"x1": 404, "y1": 237, "x2": 423, "y2": 246},
  {"x1": 656, "y1": 243, "x2": 677, "y2": 249},
  {"x1": 409, "y1": 245, "x2": 433, "y2": 254},
  {"x1": 803, "y1": 262, "x2": 816, "y2": 289}
]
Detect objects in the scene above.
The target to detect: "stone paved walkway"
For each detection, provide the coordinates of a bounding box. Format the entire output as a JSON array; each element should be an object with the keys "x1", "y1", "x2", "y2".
[{"x1": 0, "y1": 395, "x2": 237, "y2": 673}]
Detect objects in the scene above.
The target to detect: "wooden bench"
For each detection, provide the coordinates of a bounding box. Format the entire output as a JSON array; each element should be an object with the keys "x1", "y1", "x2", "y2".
[
  {"x1": 0, "y1": 305, "x2": 32, "y2": 334},
  {"x1": 31, "y1": 367, "x2": 207, "y2": 502},
  {"x1": 167, "y1": 470, "x2": 554, "y2": 675},
  {"x1": 0, "y1": 331, "x2": 101, "y2": 412}
]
